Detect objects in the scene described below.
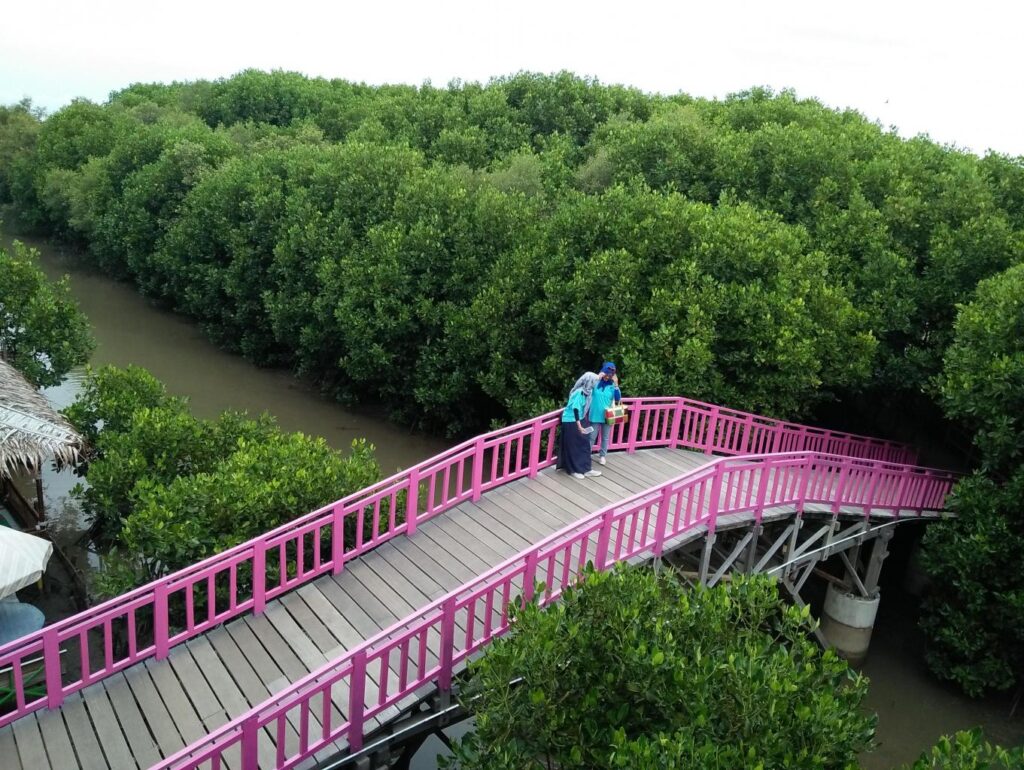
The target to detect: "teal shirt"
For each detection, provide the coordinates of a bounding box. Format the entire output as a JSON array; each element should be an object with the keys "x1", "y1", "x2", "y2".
[
  {"x1": 561, "y1": 390, "x2": 588, "y2": 423},
  {"x1": 589, "y1": 384, "x2": 622, "y2": 423}
]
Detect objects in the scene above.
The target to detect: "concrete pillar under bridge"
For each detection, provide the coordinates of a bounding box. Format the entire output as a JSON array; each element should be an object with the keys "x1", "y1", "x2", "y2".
[{"x1": 659, "y1": 511, "x2": 902, "y2": 664}]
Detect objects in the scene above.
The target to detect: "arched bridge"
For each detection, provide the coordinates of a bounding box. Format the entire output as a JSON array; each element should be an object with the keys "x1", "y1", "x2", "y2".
[{"x1": 0, "y1": 397, "x2": 957, "y2": 769}]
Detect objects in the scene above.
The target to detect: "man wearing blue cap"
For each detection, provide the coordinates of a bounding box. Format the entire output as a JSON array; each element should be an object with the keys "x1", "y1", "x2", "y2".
[{"x1": 588, "y1": 362, "x2": 621, "y2": 465}]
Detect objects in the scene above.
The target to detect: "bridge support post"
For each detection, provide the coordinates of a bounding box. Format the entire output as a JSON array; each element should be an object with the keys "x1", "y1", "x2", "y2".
[
  {"x1": 820, "y1": 528, "x2": 892, "y2": 665},
  {"x1": 697, "y1": 533, "x2": 716, "y2": 585}
]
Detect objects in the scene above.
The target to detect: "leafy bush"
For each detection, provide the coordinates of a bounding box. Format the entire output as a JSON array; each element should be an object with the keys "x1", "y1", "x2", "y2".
[
  {"x1": 903, "y1": 729, "x2": 1024, "y2": 770},
  {"x1": 443, "y1": 568, "x2": 875, "y2": 770},
  {"x1": 0, "y1": 238, "x2": 93, "y2": 386},
  {"x1": 919, "y1": 470, "x2": 1024, "y2": 696},
  {"x1": 63, "y1": 365, "x2": 381, "y2": 595}
]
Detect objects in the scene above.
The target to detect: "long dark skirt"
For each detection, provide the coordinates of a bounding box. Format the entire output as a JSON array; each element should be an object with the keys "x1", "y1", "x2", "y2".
[{"x1": 556, "y1": 420, "x2": 593, "y2": 475}]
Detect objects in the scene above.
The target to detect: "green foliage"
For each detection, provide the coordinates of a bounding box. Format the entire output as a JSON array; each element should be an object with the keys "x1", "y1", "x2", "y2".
[
  {"x1": 938, "y1": 265, "x2": 1024, "y2": 474},
  {"x1": 919, "y1": 470, "x2": 1024, "y2": 696},
  {"x1": 5, "y1": 74, "x2": 1022, "y2": 437},
  {"x1": 63, "y1": 365, "x2": 381, "y2": 594},
  {"x1": 63, "y1": 364, "x2": 176, "y2": 445},
  {"x1": 903, "y1": 729, "x2": 1024, "y2": 770},
  {"x1": 102, "y1": 433, "x2": 379, "y2": 591},
  {"x1": 0, "y1": 239, "x2": 93, "y2": 386},
  {"x1": 443, "y1": 568, "x2": 874, "y2": 770}
]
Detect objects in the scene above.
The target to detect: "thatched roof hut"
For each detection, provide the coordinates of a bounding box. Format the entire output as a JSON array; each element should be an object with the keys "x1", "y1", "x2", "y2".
[{"x1": 0, "y1": 359, "x2": 82, "y2": 479}]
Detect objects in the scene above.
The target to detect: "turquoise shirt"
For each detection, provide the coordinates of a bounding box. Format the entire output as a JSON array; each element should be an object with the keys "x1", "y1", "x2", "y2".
[
  {"x1": 561, "y1": 390, "x2": 588, "y2": 423},
  {"x1": 589, "y1": 384, "x2": 622, "y2": 423}
]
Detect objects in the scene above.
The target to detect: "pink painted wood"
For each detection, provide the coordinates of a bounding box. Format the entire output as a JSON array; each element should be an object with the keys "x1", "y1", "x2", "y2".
[
  {"x1": 0, "y1": 395, "x2": 920, "y2": 734},
  {"x1": 150, "y1": 449, "x2": 955, "y2": 770}
]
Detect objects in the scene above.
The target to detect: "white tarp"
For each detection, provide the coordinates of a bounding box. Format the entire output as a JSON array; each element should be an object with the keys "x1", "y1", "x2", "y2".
[{"x1": 0, "y1": 526, "x2": 52, "y2": 600}]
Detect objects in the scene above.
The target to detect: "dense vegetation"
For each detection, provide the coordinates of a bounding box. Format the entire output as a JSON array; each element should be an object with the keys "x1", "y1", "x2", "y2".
[
  {"x1": 443, "y1": 568, "x2": 876, "y2": 770},
  {"x1": 0, "y1": 238, "x2": 93, "y2": 386},
  {"x1": 444, "y1": 568, "x2": 1021, "y2": 770},
  {"x1": 2, "y1": 71, "x2": 1023, "y2": 695},
  {"x1": 63, "y1": 365, "x2": 381, "y2": 596}
]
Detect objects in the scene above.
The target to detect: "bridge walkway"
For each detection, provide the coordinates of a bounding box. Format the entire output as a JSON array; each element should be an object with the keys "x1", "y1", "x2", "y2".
[{"x1": 1, "y1": 448, "x2": 709, "y2": 770}]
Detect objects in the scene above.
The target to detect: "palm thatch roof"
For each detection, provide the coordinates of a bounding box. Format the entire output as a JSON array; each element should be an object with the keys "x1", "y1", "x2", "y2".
[{"x1": 0, "y1": 359, "x2": 82, "y2": 478}]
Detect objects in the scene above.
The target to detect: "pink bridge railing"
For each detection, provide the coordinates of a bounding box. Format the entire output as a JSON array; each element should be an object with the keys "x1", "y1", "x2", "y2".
[
  {"x1": 0, "y1": 396, "x2": 917, "y2": 731},
  {"x1": 154, "y1": 450, "x2": 956, "y2": 770}
]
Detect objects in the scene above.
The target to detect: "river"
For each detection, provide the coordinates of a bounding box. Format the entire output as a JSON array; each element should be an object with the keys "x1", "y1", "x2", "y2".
[{"x1": 5, "y1": 234, "x2": 1021, "y2": 767}]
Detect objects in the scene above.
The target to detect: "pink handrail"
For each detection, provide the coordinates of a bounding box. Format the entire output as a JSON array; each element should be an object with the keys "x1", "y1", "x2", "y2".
[
  {"x1": 0, "y1": 396, "x2": 917, "y2": 729},
  {"x1": 153, "y1": 449, "x2": 956, "y2": 770}
]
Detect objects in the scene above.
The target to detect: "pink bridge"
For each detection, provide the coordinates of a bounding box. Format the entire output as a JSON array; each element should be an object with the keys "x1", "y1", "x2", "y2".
[{"x1": 0, "y1": 396, "x2": 957, "y2": 769}]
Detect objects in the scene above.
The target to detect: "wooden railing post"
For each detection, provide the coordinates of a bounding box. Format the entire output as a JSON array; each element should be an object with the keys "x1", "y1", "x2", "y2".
[
  {"x1": 795, "y1": 456, "x2": 811, "y2": 514},
  {"x1": 596, "y1": 510, "x2": 615, "y2": 570},
  {"x1": 522, "y1": 550, "x2": 539, "y2": 604},
  {"x1": 438, "y1": 597, "x2": 457, "y2": 692},
  {"x1": 707, "y1": 464, "x2": 724, "y2": 534},
  {"x1": 154, "y1": 584, "x2": 170, "y2": 660},
  {"x1": 252, "y1": 541, "x2": 266, "y2": 614},
  {"x1": 240, "y1": 716, "x2": 259, "y2": 770},
  {"x1": 405, "y1": 467, "x2": 420, "y2": 536},
  {"x1": 742, "y1": 414, "x2": 755, "y2": 453},
  {"x1": 705, "y1": 406, "x2": 720, "y2": 455},
  {"x1": 652, "y1": 486, "x2": 673, "y2": 557},
  {"x1": 626, "y1": 404, "x2": 641, "y2": 453},
  {"x1": 892, "y1": 467, "x2": 910, "y2": 517},
  {"x1": 43, "y1": 629, "x2": 63, "y2": 708},
  {"x1": 528, "y1": 419, "x2": 542, "y2": 478},
  {"x1": 753, "y1": 458, "x2": 771, "y2": 523},
  {"x1": 331, "y1": 503, "x2": 345, "y2": 576},
  {"x1": 668, "y1": 400, "x2": 684, "y2": 450},
  {"x1": 862, "y1": 462, "x2": 882, "y2": 518},
  {"x1": 471, "y1": 437, "x2": 485, "y2": 501},
  {"x1": 348, "y1": 649, "x2": 367, "y2": 752},
  {"x1": 831, "y1": 464, "x2": 848, "y2": 514}
]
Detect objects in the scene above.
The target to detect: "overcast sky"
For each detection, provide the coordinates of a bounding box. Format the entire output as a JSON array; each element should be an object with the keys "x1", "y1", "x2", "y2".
[{"x1": 2, "y1": 0, "x2": 1021, "y2": 156}]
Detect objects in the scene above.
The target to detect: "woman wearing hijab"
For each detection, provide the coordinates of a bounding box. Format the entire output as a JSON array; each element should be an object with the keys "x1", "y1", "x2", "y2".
[
  {"x1": 588, "y1": 362, "x2": 622, "y2": 466},
  {"x1": 557, "y1": 372, "x2": 603, "y2": 479}
]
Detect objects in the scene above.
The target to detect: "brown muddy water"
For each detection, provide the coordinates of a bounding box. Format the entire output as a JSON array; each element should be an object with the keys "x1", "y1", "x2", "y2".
[{"x1": 4, "y1": 234, "x2": 1020, "y2": 767}]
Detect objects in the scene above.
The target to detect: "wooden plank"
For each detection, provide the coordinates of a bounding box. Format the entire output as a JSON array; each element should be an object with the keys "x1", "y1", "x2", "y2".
[
  {"x1": 241, "y1": 612, "x2": 310, "y2": 684},
  {"x1": 0, "y1": 724, "x2": 21, "y2": 770},
  {"x1": 276, "y1": 590, "x2": 342, "y2": 658},
  {"x1": 59, "y1": 692, "x2": 109, "y2": 770},
  {"x1": 143, "y1": 658, "x2": 207, "y2": 746},
  {"x1": 323, "y1": 565, "x2": 399, "y2": 630},
  {"x1": 34, "y1": 707, "x2": 77, "y2": 768},
  {"x1": 183, "y1": 635, "x2": 252, "y2": 720},
  {"x1": 307, "y1": 577, "x2": 383, "y2": 642},
  {"x1": 344, "y1": 560, "x2": 420, "y2": 619},
  {"x1": 427, "y1": 501, "x2": 526, "y2": 554},
  {"x1": 121, "y1": 662, "x2": 184, "y2": 759},
  {"x1": 166, "y1": 642, "x2": 225, "y2": 726},
  {"x1": 79, "y1": 685, "x2": 138, "y2": 769},
  {"x1": 382, "y1": 538, "x2": 469, "y2": 589},
  {"x1": 11, "y1": 713, "x2": 50, "y2": 770},
  {"x1": 202, "y1": 626, "x2": 284, "y2": 769},
  {"x1": 294, "y1": 583, "x2": 366, "y2": 651},
  {"x1": 464, "y1": 497, "x2": 552, "y2": 545},
  {"x1": 428, "y1": 502, "x2": 530, "y2": 557},
  {"x1": 399, "y1": 524, "x2": 494, "y2": 578},
  {"x1": 102, "y1": 674, "x2": 162, "y2": 769}
]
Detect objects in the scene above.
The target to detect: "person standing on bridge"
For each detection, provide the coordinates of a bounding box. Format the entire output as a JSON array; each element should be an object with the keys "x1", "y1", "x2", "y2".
[
  {"x1": 557, "y1": 372, "x2": 603, "y2": 479},
  {"x1": 588, "y1": 362, "x2": 621, "y2": 466}
]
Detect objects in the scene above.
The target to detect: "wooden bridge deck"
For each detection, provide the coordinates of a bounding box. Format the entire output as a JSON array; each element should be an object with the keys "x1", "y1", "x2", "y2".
[{"x1": 0, "y1": 448, "x2": 713, "y2": 770}]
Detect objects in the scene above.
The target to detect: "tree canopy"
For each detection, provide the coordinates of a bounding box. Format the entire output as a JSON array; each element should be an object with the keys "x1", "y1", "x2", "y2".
[
  {"x1": 443, "y1": 568, "x2": 875, "y2": 770},
  {"x1": 0, "y1": 238, "x2": 93, "y2": 387}
]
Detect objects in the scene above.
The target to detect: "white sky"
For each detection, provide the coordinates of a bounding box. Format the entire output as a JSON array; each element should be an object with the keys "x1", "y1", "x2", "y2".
[{"x1": 2, "y1": 0, "x2": 1021, "y2": 156}]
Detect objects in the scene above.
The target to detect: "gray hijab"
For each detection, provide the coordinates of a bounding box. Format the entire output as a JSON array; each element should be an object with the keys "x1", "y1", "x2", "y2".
[{"x1": 568, "y1": 372, "x2": 600, "y2": 418}]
